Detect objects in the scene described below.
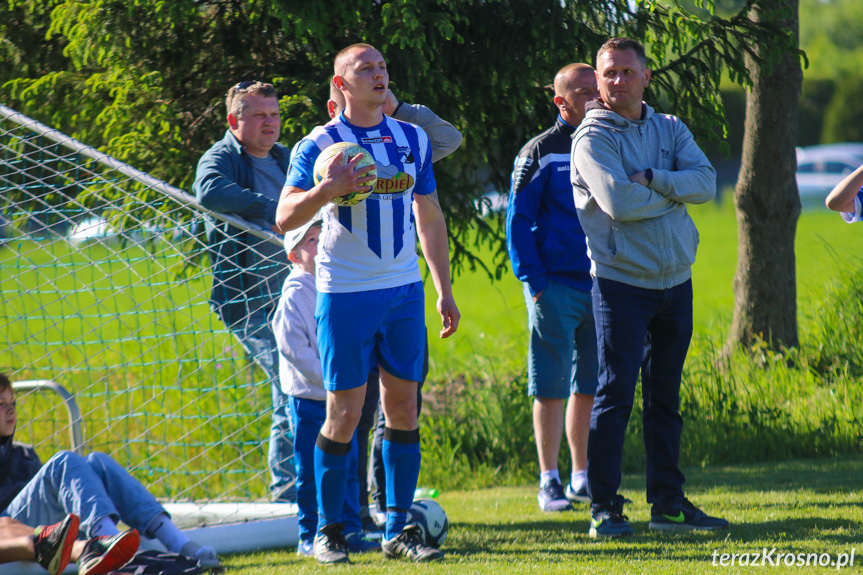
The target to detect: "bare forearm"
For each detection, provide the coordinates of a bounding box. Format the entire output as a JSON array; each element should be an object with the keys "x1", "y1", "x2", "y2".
[
  {"x1": 416, "y1": 195, "x2": 452, "y2": 298},
  {"x1": 415, "y1": 191, "x2": 459, "y2": 337},
  {"x1": 825, "y1": 163, "x2": 863, "y2": 213},
  {"x1": 276, "y1": 186, "x2": 330, "y2": 233}
]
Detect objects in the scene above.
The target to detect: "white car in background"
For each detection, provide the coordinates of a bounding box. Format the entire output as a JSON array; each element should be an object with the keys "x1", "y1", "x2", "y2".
[
  {"x1": 68, "y1": 215, "x2": 117, "y2": 246},
  {"x1": 796, "y1": 143, "x2": 863, "y2": 207}
]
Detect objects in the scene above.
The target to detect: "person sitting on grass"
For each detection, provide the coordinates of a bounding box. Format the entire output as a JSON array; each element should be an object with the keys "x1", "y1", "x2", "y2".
[
  {"x1": 271, "y1": 216, "x2": 380, "y2": 558},
  {"x1": 0, "y1": 373, "x2": 219, "y2": 569},
  {"x1": 825, "y1": 163, "x2": 863, "y2": 222},
  {"x1": 0, "y1": 513, "x2": 138, "y2": 575}
]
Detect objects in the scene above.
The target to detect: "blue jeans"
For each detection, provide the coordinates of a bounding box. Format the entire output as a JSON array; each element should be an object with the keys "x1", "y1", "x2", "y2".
[
  {"x1": 588, "y1": 277, "x2": 692, "y2": 512},
  {"x1": 289, "y1": 397, "x2": 361, "y2": 544},
  {"x1": 523, "y1": 281, "x2": 599, "y2": 398},
  {"x1": 231, "y1": 310, "x2": 296, "y2": 502},
  {"x1": 2, "y1": 452, "x2": 166, "y2": 538}
]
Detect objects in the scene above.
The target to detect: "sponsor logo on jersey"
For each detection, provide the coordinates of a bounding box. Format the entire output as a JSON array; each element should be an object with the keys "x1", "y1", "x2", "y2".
[
  {"x1": 557, "y1": 165, "x2": 570, "y2": 172},
  {"x1": 362, "y1": 136, "x2": 393, "y2": 145},
  {"x1": 371, "y1": 191, "x2": 412, "y2": 201},
  {"x1": 375, "y1": 172, "x2": 414, "y2": 193},
  {"x1": 397, "y1": 146, "x2": 415, "y2": 164}
]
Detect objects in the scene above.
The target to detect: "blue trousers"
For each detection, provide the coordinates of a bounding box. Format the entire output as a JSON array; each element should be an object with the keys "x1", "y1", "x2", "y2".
[
  {"x1": 2, "y1": 452, "x2": 166, "y2": 538},
  {"x1": 231, "y1": 310, "x2": 296, "y2": 502},
  {"x1": 587, "y1": 277, "x2": 692, "y2": 512},
  {"x1": 290, "y1": 397, "x2": 361, "y2": 544}
]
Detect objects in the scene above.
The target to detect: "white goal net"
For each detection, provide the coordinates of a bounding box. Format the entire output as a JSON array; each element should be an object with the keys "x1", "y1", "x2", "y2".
[{"x1": 0, "y1": 104, "x2": 292, "y2": 521}]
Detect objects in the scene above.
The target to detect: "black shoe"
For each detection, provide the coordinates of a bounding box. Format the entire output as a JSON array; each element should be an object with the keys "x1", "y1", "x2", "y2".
[
  {"x1": 33, "y1": 514, "x2": 79, "y2": 575},
  {"x1": 382, "y1": 524, "x2": 444, "y2": 562},
  {"x1": 649, "y1": 498, "x2": 729, "y2": 531},
  {"x1": 589, "y1": 504, "x2": 634, "y2": 538},
  {"x1": 361, "y1": 512, "x2": 384, "y2": 541},
  {"x1": 313, "y1": 523, "x2": 349, "y2": 564}
]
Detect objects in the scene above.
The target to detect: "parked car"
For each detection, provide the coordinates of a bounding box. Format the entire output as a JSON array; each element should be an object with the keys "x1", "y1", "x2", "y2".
[
  {"x1": 67, "y1": 215, "x2": 117, "y2": 246},
  {"x1": 796, "y1": 144, "x2": 863, "y2": 207}
]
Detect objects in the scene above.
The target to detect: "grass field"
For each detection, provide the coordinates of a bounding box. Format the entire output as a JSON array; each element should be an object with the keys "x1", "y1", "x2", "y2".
[
  {"x1": 222, "y1": 454, "x2": 862, "y2": 574},
  {"x1": 2, "y1": 195, "x2": 862, "y2": 558}
]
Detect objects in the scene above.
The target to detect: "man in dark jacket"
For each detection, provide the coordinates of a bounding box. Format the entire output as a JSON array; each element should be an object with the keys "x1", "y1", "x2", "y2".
[
  {"x1": 193, "y1": 81, "x2": 295, "y2": 502},
  {"x1": 506, "y1": 63, "x2": 599, "y2": 513}
]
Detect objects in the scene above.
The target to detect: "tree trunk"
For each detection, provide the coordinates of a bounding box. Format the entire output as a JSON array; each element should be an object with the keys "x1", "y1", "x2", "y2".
[{"x1": 728, "y1": 0, "x2": 802, "y2": 351}]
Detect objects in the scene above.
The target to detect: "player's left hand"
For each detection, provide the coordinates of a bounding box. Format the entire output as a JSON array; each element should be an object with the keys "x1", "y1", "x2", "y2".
[{"x1": 438, "y1": 295, "x2": 460, "y2": 338}]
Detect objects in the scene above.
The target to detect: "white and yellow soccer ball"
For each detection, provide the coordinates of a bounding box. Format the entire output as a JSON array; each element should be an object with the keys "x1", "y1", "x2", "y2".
[{"x1": 312, "y1": 142, "x2": 377, "y2": 206}]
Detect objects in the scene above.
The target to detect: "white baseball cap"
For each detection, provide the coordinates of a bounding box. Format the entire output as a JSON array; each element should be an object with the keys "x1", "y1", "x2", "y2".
[{"x1": 283, "y1": 216, "x2": 323, "y2": 255}]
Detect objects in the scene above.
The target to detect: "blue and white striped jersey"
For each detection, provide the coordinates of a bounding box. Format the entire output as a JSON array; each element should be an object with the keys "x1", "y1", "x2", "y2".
[
  {"x1": 841, "y1": 188, "x2": 863, "y2": 223},
  {"x1": 285, "y1": 113, "x2": 436, "y2": 293}
]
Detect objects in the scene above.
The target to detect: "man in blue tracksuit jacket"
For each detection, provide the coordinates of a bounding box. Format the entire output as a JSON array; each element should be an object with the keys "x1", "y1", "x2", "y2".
[{"x1": 505, "y1": 63, "x2": 599, "y2": 513}]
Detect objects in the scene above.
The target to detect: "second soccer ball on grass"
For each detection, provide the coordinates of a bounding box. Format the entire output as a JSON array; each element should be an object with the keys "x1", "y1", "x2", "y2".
[{"x1": 409, "y1": 499, "x2": 449, "y2": 548}]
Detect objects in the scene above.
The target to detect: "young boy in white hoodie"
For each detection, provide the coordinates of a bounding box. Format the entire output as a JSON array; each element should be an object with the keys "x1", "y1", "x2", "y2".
[{"x1": 271, "y1": 216, "x2": 378, "y2": 558}]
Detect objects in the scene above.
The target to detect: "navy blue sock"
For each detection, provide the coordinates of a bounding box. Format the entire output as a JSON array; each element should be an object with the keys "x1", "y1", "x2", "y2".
[
  {"x1": 314, "y1": 433, "x2": 351, "y2": 530},
  {"x1": 382, "y1": 427, "x2": 421, "y2": 539}
]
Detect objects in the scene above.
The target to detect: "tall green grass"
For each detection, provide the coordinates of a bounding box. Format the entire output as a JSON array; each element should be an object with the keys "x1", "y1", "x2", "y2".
[{"x1": 418, "y1": 203, "x2": 863, "y2": 490}]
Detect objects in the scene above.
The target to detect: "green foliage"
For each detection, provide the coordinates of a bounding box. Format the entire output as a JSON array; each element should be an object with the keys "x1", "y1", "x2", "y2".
[
  {"x1": 1, "y1": 0, "x2": 789, "y2": 279},
  {"x1": 798, "y1": 77, "x2": 836, "y2": 146},
  {"x1": 420, "y1": 357, "x2": 536, "y2": 490},
  {"x1": 820, "y1": 75, "x2": 863, "y2": 143},
  {"x1": 799, "y1": 0, "x2": 863, "y2": 79}
]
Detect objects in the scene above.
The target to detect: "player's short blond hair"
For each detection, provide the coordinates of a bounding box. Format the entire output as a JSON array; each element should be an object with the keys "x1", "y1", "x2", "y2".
[
  {"x1": 333, "y1": 43, "x2": 377, "y2": 76},
  {"x1": 225, "y1": 81, "x2": 278, "y2": 118}
]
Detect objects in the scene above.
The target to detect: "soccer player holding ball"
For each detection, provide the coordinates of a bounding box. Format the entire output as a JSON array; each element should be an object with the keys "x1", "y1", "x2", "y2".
[{"x1": 276, "y1": 44, "x2": 459, "y2": 564}]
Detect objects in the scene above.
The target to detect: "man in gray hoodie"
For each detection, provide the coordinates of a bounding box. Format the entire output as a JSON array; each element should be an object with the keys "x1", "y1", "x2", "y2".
[{"x1": 570, "y1": 37, "x2": 728, "y2": 538}]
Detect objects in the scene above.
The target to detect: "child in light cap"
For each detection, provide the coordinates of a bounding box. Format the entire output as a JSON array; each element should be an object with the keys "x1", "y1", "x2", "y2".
[{"x1": 271, "y1": 216, "x2": 379, "y2": 557}]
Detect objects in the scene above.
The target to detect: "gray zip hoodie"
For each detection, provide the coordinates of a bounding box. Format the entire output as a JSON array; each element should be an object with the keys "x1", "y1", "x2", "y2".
[{"x1": 570, "y1": 101, "x2": 716, "y2": 289}]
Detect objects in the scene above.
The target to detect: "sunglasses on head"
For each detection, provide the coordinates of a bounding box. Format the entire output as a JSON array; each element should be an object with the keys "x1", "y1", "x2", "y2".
[{"x1": 234, "y1": 81, "x2": 259, "y2": 91}]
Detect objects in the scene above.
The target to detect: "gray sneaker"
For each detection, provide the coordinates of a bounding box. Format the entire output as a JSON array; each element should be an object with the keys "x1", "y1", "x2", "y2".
[
  {"x1": 538, "y1": 479, "x2": 573, "y2": 512},
  {"x1": 564, "y1": 482, "x2": 590, "y2": 504},
  {"x1": 382, "y1": 525, "x2": 444, "y2": 562},
  {"x1": 313, "y1": 523, "x2": 349, "y2": 564}
]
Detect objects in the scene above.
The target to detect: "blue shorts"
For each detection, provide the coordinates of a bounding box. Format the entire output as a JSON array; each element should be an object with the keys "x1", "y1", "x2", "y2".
[
  {"x1": 524, "y1": 281, "x2": 599, "y2": 398},
  {"x1": 316, "y1": 282, "x2": 425, "y2": 391}
]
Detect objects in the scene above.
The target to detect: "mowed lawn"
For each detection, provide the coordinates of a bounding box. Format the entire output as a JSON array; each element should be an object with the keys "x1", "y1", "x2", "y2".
[
  {"x1": 425, "y1": 200, "x2": 863, "y2": 377},
  {"x1": 222, "y1": 454, "x2": 862, "y2": 574}
]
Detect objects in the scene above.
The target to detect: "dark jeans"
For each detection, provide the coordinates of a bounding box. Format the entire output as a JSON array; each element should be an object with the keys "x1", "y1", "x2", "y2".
[{"x1": 587, "y1": 277, "x2": 692, "y2": 513}]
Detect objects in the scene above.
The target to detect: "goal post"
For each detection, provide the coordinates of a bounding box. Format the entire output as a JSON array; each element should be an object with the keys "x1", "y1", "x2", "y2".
[{"x1": 0, "y1": 104, "x2": 297, "y2": 549}]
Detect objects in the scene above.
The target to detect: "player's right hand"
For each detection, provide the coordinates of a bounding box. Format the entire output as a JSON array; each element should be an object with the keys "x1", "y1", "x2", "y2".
[{"x1": 323, "y1": 152, "x2": 376, "y2": 199}]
